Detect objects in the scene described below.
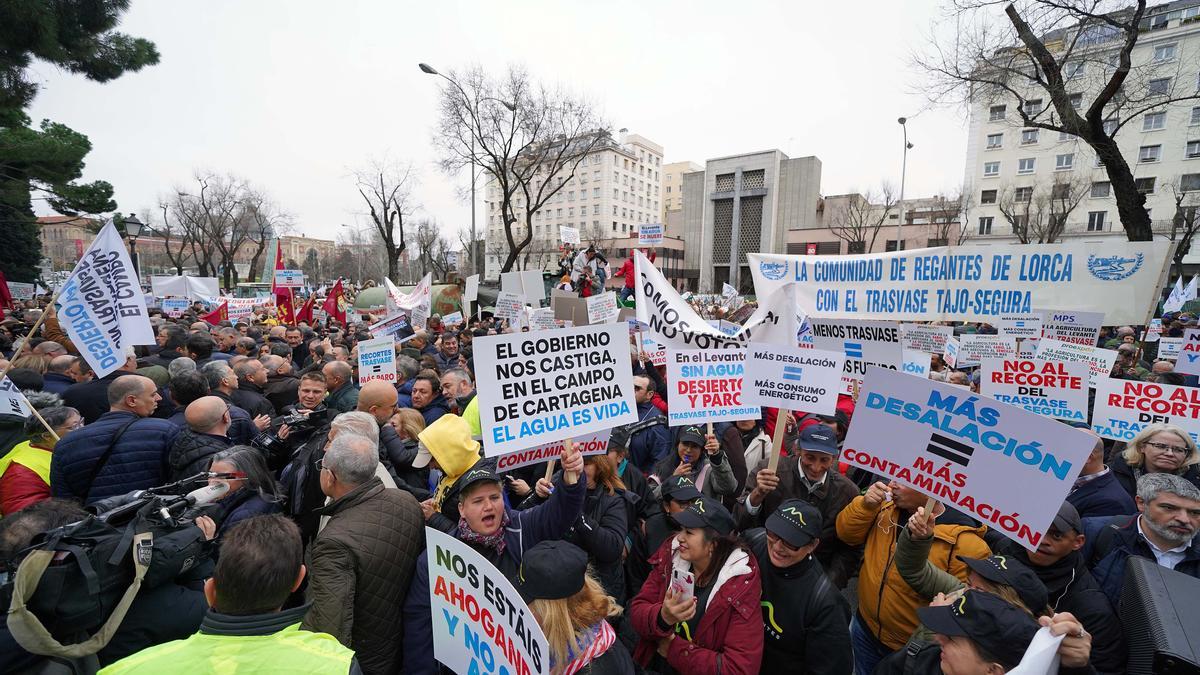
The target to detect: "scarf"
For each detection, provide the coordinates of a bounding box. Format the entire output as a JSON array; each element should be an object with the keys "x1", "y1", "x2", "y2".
[
  {"x1": 457, "y1": 511, "x2": 511, "y2": 555},
  {"x1": 558, "y1": 620, "x2": 616, "y2": 675}
]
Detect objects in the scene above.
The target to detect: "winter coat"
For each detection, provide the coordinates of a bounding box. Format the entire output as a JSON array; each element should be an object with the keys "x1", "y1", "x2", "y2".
[
  {"x1": 0, "y1": 441, "x2": 52, "y2": 516},
  {"x1": 718, "y1": 425, "x2": 764, "y2": 506},
  {"x1": 210, "y1": 391, "x2": 260, "y2": 446},
  {"x1": 1109, "y1": 453, "x2": 1200, "y2": 499},
  {"x1": 745, "y1": 528, "x2": 852, "y2": 675},
  {"x1": 735, "y1": 456, "x2": 861, "y2": 588},
  {"x1": 650, "y1": 450, "x2": 737, "y2": 502},
  {"x1": 63, "y1": 371, "x2": 135, "y2": 424},
  {"x1": 522, "y1": 481, "x2": 630, "y2": 602},
  {"x1": 167, "y1": 428, "x2": 232, "y2": 481},
  {"x1": 50, "y1": 411, "x2": 182, "y2": 505},
  {"x1": 578, "y1": 638, "x2": 636, "y2": 675},
  {"x1": 231, "y1": 381, "x2": 275, "y2": 420},
  {"x1": 835, "y1": 496, "x2": 989, "y2": 650},
  {"x1": 264, "y1": 374, "x2": 300, "y2": 415},
  {"x1": 629, "y1": 537, "x2": 764, "y2": 675},
  {"x1": 323, "y1": 382, "x2": 360, "y2": 415},
  {"x1": 41, "y1": 372, "x2": 74, "y2": 396},
  {"x1": 140, "y1": 348, "x2": 186, "y2": 370},
  {"x1": 213, "y1": 486, "x2": 282, "y2": 537},
  {"x1": 396, "y1": 378, "x2": 414, "y2": 409},
  {"x1": 378, "y1": 424, "x2": 429, "y2": 499},
  {"x1": 432, "y1": 350, "x2": 458, "y2": 371},
  {"x1": 1067, "y1": 468, "x2": 1137, "y2": 519},
  {"x1": 417, "y1": 394, "x2": 451, "y2": 427},
  {"x1": 628, "y1": 403, "x2": 669, "y2": 473},
  {"x1": 1086, "y1": 513, "x2": 1200, "y2": 608},
  {"x1": 303, "y1": 477, "x2": 425, "y2": 675}
]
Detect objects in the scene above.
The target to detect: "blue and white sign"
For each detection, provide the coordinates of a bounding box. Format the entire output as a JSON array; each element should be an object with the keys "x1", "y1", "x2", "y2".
[
  {"x1": 273, "y1": 269, "x2": 304, "y2": 288},
  {"x1": 809, "y1": 319, "x2": 903, "y2": 393},
  {"x1": 161, "y1": 298, "x2": 189, "y2": 318},
  {"x1": 638, "y1": 222, "x2": 664, "y2": 246},
  {"x1": 1177, "y1": 329, "x2": 1200, "y2": 376}
]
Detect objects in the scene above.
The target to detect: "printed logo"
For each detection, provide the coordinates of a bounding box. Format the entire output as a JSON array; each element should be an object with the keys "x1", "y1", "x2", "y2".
[
  {"x1": 760, "y1": 261, "x2": 788, "y2": 281},
  {"x1": 1087, "y1": 253, "x2": 1143, "y2": 281},
  {"x1": 782, "y1": 365, "x2": 804, "y2": 382},
  {"x1": 780, "y1": 506, "x2": 808, "y2": 526},
  {"x1": 926, "y1": 432, "x2": 974, "y2": 467},
  {"x1": 844, "y1": 341, "x2": 864, "y2": 359},
  {"x1": 693, "y1": 499, "x2": 706, "y2": 513}
]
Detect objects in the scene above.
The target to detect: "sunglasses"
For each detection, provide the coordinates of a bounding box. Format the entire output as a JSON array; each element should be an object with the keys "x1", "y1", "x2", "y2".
[{"x1": 766, "y1": 531, "x2": 802, "y2": 552}]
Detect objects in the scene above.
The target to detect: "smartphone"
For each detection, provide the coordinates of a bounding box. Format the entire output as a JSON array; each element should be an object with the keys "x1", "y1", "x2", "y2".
[{"x1": 669, "y1": 569, "x2": 695, "y2": 603}]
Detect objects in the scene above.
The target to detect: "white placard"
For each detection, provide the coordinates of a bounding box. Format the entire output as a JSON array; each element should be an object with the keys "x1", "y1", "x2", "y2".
[
  {"x1": 0, "y1": 377, "x2": 31, "y2": 416},
  {"x1": 1092, "y1": 378, "x2": 1200, "y2": 443},
  {"x1": 494, "y1": 291, "x2": 524, "y2": 322},
  {"x1": 442, "y1": 311, "x2": 463, "y2": 328},
  {"x1": 586, "y1": 292, "x2": 619, "y2": 324},
  {"x1": 665, "y1": 349, "x2": 759, "y2": 425},
  {"x1": 273, "y1": 269, "x2": 304, "y2": 288},
  {"x1": 1038, "y1": 309, "x2": 1105, "y2": 347},
  {"x1": 902, "y1": 324, "x2": 954, "y2": 354},
  {"x1": 161, "y1": 298, "x2": 189, "y2": 318},
  {"x1": 529, "y1": 308, "x2": 558, "y2": 331},
  {"x1": 475, "y1": 324, "x2": 637, "y2": 455},
  {"x1": 843, "y1": 367, "x2": 1095, "y2": 550},
  {"x1": 902, "y1": 349, "x2": 931, "y2": 379},
  {"x1": 809, "y1": 319, "x2": 903, "y2": 393},
  {"x1": 981, "y1": 358, "x2": 1089, "y2": 422},
  {"x1": 495, "y1": 429, "x2": 611, "y2": 472},
  {"x1": 944, "y1": 336, "x2": 960, "y2": 369},
  {"x1": 1157, "y1": 338, "x2": 1182, "y2": 360},
  {"x1": 464, "y1": 275, "x2": 479, "y2": 302},
  {"x1": 638, "y1": 222, "x2": 664, "y2": 246},
  {"x1": 370, "y1": 311, "x2": 411, "y2": 339},
  {"x1": 357, "y1": 336, "x2": 397, "y2": 385},
  {"x1": 1034, "y1": 338, "x2": 1118, "y2": 388},
  {"x1": 957, "y1": 334, "x2": 1018, "y2": 368},
  {"x1": 560, "y1": 226, "x2": 581, "y2": 246},
  {"x1": 742, "y1": 343, "x2": 844, "y2": 414},
  {"x1": 1177, "y1": 329, "x2": 1200, "y2": 376},
  {"x1": 998, "y1": 314, "x2": 1043, "y2": 340},
  {"x1": 1144, "y1": 318, "x2": 1163, "y2": 343},
  {"x1": 6, "y1": 282, "x2": 34, "y2": 301},
  {"x1": 641, "y1": 334, "x2": 667, "y2": 367}
]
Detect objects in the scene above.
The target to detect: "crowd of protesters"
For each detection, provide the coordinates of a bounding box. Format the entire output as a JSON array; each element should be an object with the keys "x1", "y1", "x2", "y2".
[{"x1": 0, "y1": 289, "x2": 1196, "y2": 675}]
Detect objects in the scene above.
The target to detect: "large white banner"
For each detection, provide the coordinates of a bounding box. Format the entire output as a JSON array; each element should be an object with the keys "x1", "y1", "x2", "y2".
[
  {"x1": 1092, "y1": 378, "x2": 1200, "y2": 443},
  {"x1": 748, "y1": 241, "x2": 1171, "y2": 324},
  {"x1": 665, "y1": 349, "x2": 759, "y2": 425},
  {"x1": 843, "y1": 367, "x2": 1095, "y2": 550},
  {"x1": 150, "y1": 275, "x2": 219, "y2": 301},
  {"x1": 386, "y1": 274, "x2": 432, "y2": 329},
  {"x1": 980, "y1": 358, "x2": 1089, "y2": 422},
  {"x1": 56, "y1": 222, "x2": 154, "y2": 378},
  {"x1": 809, "y1": 319, "x2": 902, "y2": 392}
]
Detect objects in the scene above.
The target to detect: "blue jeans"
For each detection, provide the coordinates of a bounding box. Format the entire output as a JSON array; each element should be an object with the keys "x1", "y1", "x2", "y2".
[
  {"x1": 619, "y1": 286, "x2": 635, "y2": 303},
  {"x1": 851, "y1": 613, "x2": 893, "y2": 675}
]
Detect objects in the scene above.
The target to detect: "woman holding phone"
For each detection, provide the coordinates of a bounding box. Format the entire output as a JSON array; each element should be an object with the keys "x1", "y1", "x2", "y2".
[{"x1": 629, "y1": 496, "x2": 763, "y2": 674}]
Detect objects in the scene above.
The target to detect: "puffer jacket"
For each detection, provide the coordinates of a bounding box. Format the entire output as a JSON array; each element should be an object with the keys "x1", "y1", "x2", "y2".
[
  {"x1": 167, "y1": 428, "x2": 232, "y2": 481},
  {"x1": 649, "y1": 451, "x2": 737, "y2": 503},
  {"x1": 629, "y1": 537, "x2": 764, "y2": 675},
  {"x1": 302, "y1": 477, "x2": 424, "y2": 675},
  {"x1": 835, "y1": 496, "x2": 989, "y2": 651},
  {"x1": 50, "y1": 411, "x2": 181, "y2": 505}
]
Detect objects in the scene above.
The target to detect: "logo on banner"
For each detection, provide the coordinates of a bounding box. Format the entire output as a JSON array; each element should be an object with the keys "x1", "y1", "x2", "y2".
[
  {"x1": 1087, "y1": 254, "x2": 1143, "y2": 281},
  {"x1": 760, "y1": 261, "x2": 788, "y2": 280},
  {"x1": 926, "y1": 432, "x2": 975, "y2": 468}
]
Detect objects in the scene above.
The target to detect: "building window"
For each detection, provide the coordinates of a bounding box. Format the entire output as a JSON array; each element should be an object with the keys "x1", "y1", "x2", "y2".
[
  {"x1": 978, "y1": 217, "x2": 994, "y2": 235},
  {"x1": 1154, "y1": 43, "x2": 1177, "y2": 61},
  {"x1": 1091, "y1": 181, "x2": 1111, "y2": 198},
  {"x1": 592, "y1": 204, "x2": 600, "y2": 215},
  {"x1": 1144, "y1": 111, "x2": 1167, "y2": 130},
  {"x1": 984, "y1": 162, "x2": 1000, "y2": 177},
  {"x1": 1055, "y1": 153, "x2": 1075, "y2": 170},
  {"x1": 1139, "y1": 145, "x2": 1162, "y2": 163},
  {"x1": 1022, "y1": 99, "x2": 1043, "y2": 116},
  {"x1": 1065, "y1": 61, "x2": 1086, "y2": 79},
  {"x1": 1014, "y1": 186, "x2": 1034, "y2": 203},
  {"x1": 666, "y1": 186, "x2": 672, "y2": 193},
  {"x1": 1192, "y1": 107, "x2": 1200, "y2": 125},
  {"x1": 1182, "y1": 174, "x2": 1200, "y2": 192},
  {"x1": 1135, "y1": 177, "x2": 1157, "y2": 194},
  {"x1": 885, "y1": 240, "x2": 906, "y2": 252},
  {"x1": 986, "y1": 133, "x2": 1003, "y2": 149},
  {"x1": 1187, "y1": 141, "x2": 1200, "y2": 158},
  {"x1": 1149, "y1": 78, "x2": 1171, "y2": 96},
  {"x1": 847, "y1": 241, "x2": 866, "y2": 254},
  {"x1": 1087, "y1": 211, "x2": 1106, "y2": 231},
  {"x1": 1103, "y1": 118, "x2": 1119, "y2": 135},
  {"x1": 981, "y1": 189, "x2": 998, "y2": 204},
  {"x1": 1018, "y1": 158, "x2": 1036, "y2": 174},
  {"x1": 1012, "y1": 215, "x2": 1029, "y2": 232},
  {"x1": 1021, "y1": 129, "x2": 1039, "y2": 144},
  {"x1": 989, "y1": 105, "x2": 1006, "y2": 121},
  {"x1": 1068, "y1": 93, "x2": 1083, "y2": 109}
]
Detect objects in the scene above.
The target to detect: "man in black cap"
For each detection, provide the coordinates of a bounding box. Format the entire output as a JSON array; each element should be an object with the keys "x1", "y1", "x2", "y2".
[
  {"x1": 644, "y1": 475, "x2": 703, "y2": 556},
  {"x1": 745, "y1": 500, "x2": 851, "y2": 675},
  {"x1": 737, "y1": 424, "x2": 860, "y2": 587},
  {"x1": 917, "y1": 590, "x2": 1040, "y2": 674}
]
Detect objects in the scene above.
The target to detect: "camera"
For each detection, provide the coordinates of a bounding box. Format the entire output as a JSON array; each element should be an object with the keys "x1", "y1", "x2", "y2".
[{"x1": 251, "y1": 404, "x2": 332, "y2": 462}]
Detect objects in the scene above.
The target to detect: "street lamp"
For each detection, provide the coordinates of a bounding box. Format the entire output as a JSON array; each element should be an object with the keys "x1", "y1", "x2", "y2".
[
  {"x1": 896, "y1": 118, "x2": 914, "y2": 252},
  {"x1": 122, "y1": 213, "x2": 146, "y2": 278}
]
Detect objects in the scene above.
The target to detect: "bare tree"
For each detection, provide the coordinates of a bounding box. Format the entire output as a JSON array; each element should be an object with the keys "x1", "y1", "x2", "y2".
[
  {"x1": 1164, "y1": 176, "x2": 1200, "y2": 279},
  {"x1": 353, "y1": 158, "x2": 417, "y2": 284},
  {"x1": 997, "y1": 175, "x2": 1088, "y2": 243},
  {"x1": 829, "y1": 186, "x2": 896, "y2": 253},
  {"x1": 431, "y1": 64, "x2": 609, "y2": 273},
  {"x1": 241, "y1": 190, "x2": 291, "y2": 282},
  {"x1": 927, "y1": 188, "x2": 973, "y2": 246},
  {"x1": 917, "y1": 1, "x2": 1200, "y2": 240},
  {"x1": 150, "y1": 201, "x2": 193, "y2": 275}
]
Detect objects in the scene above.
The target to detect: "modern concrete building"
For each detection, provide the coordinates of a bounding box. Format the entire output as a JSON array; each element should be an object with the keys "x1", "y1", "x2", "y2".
[
  {"x1": 662, "y1": 160, "x2": 703, "y2": 225},
  {"x1": 787, "y1": 193, "x2": 965, "y2": 255}
]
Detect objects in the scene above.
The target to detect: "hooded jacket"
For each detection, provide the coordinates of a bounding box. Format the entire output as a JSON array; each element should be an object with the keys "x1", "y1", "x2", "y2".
[
  {"x1": 629, "y1": 537, "x2": 764, "y2": 675},
  {"x1": 418, "y1": 415, "x2": 482, "y2": 514},
  {"x1": 167, "y1": 428, "x2": 232, "y2": 481}
]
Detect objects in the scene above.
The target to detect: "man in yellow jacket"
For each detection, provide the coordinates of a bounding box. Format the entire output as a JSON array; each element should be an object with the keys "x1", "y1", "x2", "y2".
[{"x1": 836, "y1": 480, "x2": 989, "y2": 675}]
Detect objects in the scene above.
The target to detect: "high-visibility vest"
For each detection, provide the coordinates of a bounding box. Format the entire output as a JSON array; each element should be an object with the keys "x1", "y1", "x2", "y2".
[
  {"x1": 98, "y1": 623, "x2": 355, "y2": 674},
  {"x1": 0, "y1": 441, "x2": 52, "y2": 487}
]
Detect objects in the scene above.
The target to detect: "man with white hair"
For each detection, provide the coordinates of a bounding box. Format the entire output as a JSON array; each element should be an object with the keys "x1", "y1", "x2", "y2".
[{"x1": 302, "y1": 432, "x2": 424, "y2": 675}]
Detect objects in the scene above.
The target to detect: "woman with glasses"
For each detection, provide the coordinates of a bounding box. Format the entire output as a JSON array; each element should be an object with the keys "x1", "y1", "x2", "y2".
[
  {"x1": 1110, "y1": 423, "x2": 1200, "y2": 498},
  {"x1": 206, "y1": 445, "x2": 283, "y2": 537},
  {"x1": 0, "y1": 406, "x2": 81, "y2": 516}
]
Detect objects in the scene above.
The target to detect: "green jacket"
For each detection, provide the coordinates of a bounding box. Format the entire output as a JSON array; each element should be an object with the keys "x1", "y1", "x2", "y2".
[{"x1": 894, "y1": 526, "x2": 966, "y2": 645}]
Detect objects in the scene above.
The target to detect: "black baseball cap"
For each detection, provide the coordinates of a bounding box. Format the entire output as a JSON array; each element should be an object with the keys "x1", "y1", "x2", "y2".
[
  {"x1": 662, "y1": 475, "x2": 702, "y2": 502},
  {"x1": 957, "y1": 554, "x2": 1048, "y2": 613},
  {"x1": 1050, "y1": 501, "x2": 1082, "y2": 535},
  {"x1": 917, "y1": 590, "x2": 1040, "y2": 671},
  {"x1": 456, "y1": 460, "x2": 502, "y2": 493},
  {"x1": 608, "y1": 425, "x2": 631, "y2": 451},
  {"x1": 797, "y1": 425, "x2": 838, "y2": 455},
  {"x1": 671, "y1": 495, "x2": 736, "y2": 536},
  {"x1": 514, "y1": 540, "x2": 588, "y2": 603},
  {"x1": 678, "y1": 426, "x2": 705, "y2": 447},
  {"x1": 765, "y1": 499, "x2": 822, "y2": 548}
]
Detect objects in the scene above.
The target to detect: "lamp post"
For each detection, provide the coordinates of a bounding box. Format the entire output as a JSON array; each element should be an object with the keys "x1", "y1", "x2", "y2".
[
  {"x1": 896, "y1": 118, "x2": 914, "y2": 252},
  {"x1": 122, "y1": 213, "x2": 146, "y2": 279}
]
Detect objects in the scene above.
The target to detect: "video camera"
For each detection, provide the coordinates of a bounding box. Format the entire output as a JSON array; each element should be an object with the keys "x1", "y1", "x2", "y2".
[{"x1": 87, "y1": 471, "x2": 241, "y2": 528}]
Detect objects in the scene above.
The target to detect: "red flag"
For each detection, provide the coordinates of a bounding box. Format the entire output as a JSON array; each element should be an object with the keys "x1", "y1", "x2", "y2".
[
  {"x1": 202, "y1": 301, "x2": 228, "y2": 326},
  {"x1": 322, "y1": 279, "x2": 346, "y2": 325},
  {"x1": 270, "y1": 239, "x2": 285, "y2": 293},
  {"x1": 295, "y1": 294, "x2": 315, "y2": 325},
  {"x1": 0, "y1": 270, "x2": 13, "y2": 311},
  {"x1": 275, "y1": 288, "x2": 294, "y2": 325}
]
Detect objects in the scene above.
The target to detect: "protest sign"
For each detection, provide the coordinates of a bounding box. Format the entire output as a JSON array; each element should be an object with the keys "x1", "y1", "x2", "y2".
[
  {"x1": 442, "y1": 311, "x2": 463, "y2": 328},
  {"x1": 842, "y1": 367, "x2": 1095, "y2": 550},
  {"x1": 494, "y1": 291, "x2": 525, "y2": 323},
  {"x1": 495, "y1": 429, "x2": 611, "y2": 472},
  {"x1": 560, "y1": 225, "x2": 580, "y2": 246},
  {"x1": 641, "y1": 334, "x2": 667, "y2": 366},
  {"x1": 150, "y1": 276, "x2": 219, "y2": 300},
  {"x1": 273, "y1": 269, "x2": 304, "y2": 288},
  {"x1": 747, "y1": 241, "x2": 1170, "y2": 324},
  {"x1": 6, "y1": 282, "x2": 34, "y2": 301},
  {"x1": 944, "y1": 337, "x2": 960, "y2": 369},
  {"x1": 529, "y1": 308, "x2": 558, "y2": 331},
  {"x1": 809, "y1": 319, "x2": 902, "y2": 392},
  {"x1": 1158, "y1": 337, "x2": 1183, "y2": 360},
  {"x1": 161, "y1": 298, "x2": 189, "y2": 318},
  {"x1": 0, "y1": 377, "x2": 30, "y2": 417},
  {"x1": 742, "y1": 344, "x2": 844, "y2": 415},
  {"x1": 903, "y1": 349, "x2": 931, "y2": 379},
  {"x1": 475, "y1": 324, "x2": 636, "y2": 455},
  {"x1": 465, "y1": 275, "x2": 479, "y2": 302},
  {"x1": 956, "y1": 335, "x2": 1018, "y2": 368},
  {"x1": 1034, "y1": 338, "x2": 1118, "y2": 388},
  {"x1": 55, "y1": 222, "x2": 154, "y2": 378},
  {"x1": 1143, "y1": 318, "x2": 1163, "y2": 343},
  {"x1": 902, "y1": 324, "x2": 954, "y2": 355},
  {"x1": 664, "y1": 349, "x2": 757, "y2": 425},
  {"x1": 552, "y1": 294, "x2": 588, "y2": 326},
  {"x1": 225, "y1": 298, "x2": 255, "y2": 322},
  {"x1": 1018, "y1": 337, "x2": 1040, "y2": 358},
  {"x1": 1038, "y1": 309, "x2": 1104, "y2": 347},
  {"x1": 586, "y1": 291, "x2": 619, "y2": 324},
  {"x1": 638, "y1": 222, "x2": 664, "y2": 246},
  {"x1": 1092, "y1": 378, "x2": 1200, "y2": 443},
  {"x1": 357, "y1": 336, "x2": 397, "y2": 385},
  {"x1": 369, "y1": 311, "x2": 410, "y2": 339},
  {"x1": 1176, "y1": 329, "x2": 1200, "y2": 376},
  {"x1": 722, "y1": 283, "x2": 738, "y2": 302},
  {"x1": 387, "y1": 275, "x2": 433, "y2": 329},
  {"x1": 998, "y1": 314, "x2": 1043, "y2": 340},
  {"x1": 502, "y1": 271, "x2": 546, "y2": 303},
  {"x1": 981, "y1": 358, "x2": 1089, "y2": 422},
  {"x1": 706, "y1": 319, "x2": 741, "y2": 336},
  {"x1": 425, "y1": 527, "x2": 549, "y2": 675}
]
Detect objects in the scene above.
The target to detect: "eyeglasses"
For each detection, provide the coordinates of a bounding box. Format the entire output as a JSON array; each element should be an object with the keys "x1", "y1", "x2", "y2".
[
  {"x1": 766, "y1": 531, "x2": 801, "y2": 552},
  {"x1": 1144, "y1": 441, "x2": 1189, "y2": 455}
]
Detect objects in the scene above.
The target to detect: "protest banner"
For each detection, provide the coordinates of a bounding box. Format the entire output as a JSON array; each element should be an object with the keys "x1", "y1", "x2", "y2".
[
  {"x1": 150, "y1": 275, "x2": 219, "y2": 300},
  {"x1": 903, "y1": 349, "x2": 931, "y2": 378},
  {"x1": 1038, "y1": 309, "x2": 1104, "y2": 347},
  {"x1": 1158, "y1": 337, "x2": 1183, "y2": 360},
  {"x1": 0, "y1": 377, "x2": 30, "y2": 417},
  {"x1": 956, "y1": 334, "x2": 1017, "y2": 368},
  {"x1": 901, "y1": 324, "x2": 954, "y2": 355},
  {"x1": 586, "y1": 291, "x2": 619, "y2": 324},
  {"x1": 706, "y1": 319, "x2": 741, "y2": 336},
  {"x1": 6, "y1": 282, "x2": 34, "y2": 301},
  {"x1": 369, "y1": 311, "x2": 410, "y2": 339},
  {"x1": 273, "y1": 269, "x2": 304, "y2": 288},
  {"x1": 425, "y1": 527, "x2": 549, "y2": 675},
  {"x1": 54, "y1": 222, "x2": 154, "y2": 378},
  {"x1": 980, "y1": 358, "x2": 1089, "y2": 422},
  {"x1": 742, "y1": 344, "x2": 844, "y2": 415},
  {"x1": 465, "y1": 275, "x2": 479, "y2": 302},
  {"x1": 842, "y1": 367, "x2": 1096, "y2": 550},
  {"x1": 161, "y1": 298, "x2": 189, "y2": 318},
  {"x1": 641, "y1": 334, "x2": 667, "y2": 366},
  {"x1": 495, "y1": 291, "x2": 525, "y2": 323},
  {"x1": 998, "y1": 314, "x2": 1043, "y2": 340},
  {"x1": 495, "y1": 429, "x2": 611, "y2": 472},
  {"x1": 386, "y1": 275, "x2": 433, "y2": 329},
  {"x1": 475, "y1": 324, "x2": 636, "y2": 455},
  {"x1": 1092, "y1": 377, "x2": 1200, "y2": 443},
  {"x1": 722, "y1": 282, "x2": 738, "y2": 302},
  {"x1": 442, "y1": 311, "x2": 464, "y2": 328},
  {"x1": 747, "y1": 241, "x2": 1170, "y2": 324},
  {"x1": 1143, "y1": 318, "x2": 1163, "y2": 343},
  {"x1": 665, "y1": 349, "x2": 759, "y2": 426},
  {"x1": 944, "y1": 337, "x2": 960, "y2": 369},
  {"x1": 1177, "y1": 329, "x2": 1200, "y2": 376},
  {"x1": 560, "y1": 225, "x2": 580, "y2": 246},
  {"x1": 1018, "y1": 337, "x2": 1040, "y2": 358},
  {"x1": 638, "y1": 222, "x2": 664, "y2": 246},
  {"x1": 1034, "y1": 338, "x2": 1118, "y2": 388},
  {"x1": 225, "y1": 298, "x2": 255, "y2": 322},
  {"x1": 809, "y1": 319, "x2": 903, "y2": 393},
  {"x1": 357, "y1": 336, "x2": 397, "y2": 385}
]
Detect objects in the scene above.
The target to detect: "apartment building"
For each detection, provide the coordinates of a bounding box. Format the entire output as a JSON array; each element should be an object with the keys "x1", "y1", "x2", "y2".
[{"x1": 661, "y1": 161, "x2": 704, "y2": 225}]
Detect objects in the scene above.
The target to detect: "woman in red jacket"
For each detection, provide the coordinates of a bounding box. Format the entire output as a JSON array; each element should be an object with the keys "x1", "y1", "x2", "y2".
[
  {"x1": 629, "y1": 495, "x2": 763, "y2": 675},
  {"x1": 0, "y1": 406, "x2": 82, "y2": 515}
]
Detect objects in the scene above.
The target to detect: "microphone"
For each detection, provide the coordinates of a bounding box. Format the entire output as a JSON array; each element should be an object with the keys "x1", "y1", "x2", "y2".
[{"x1": 184, "y1": 482, "x2": 229, "y2": 507}]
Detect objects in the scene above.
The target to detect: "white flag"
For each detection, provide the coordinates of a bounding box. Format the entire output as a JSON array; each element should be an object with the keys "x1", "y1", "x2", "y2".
[
  {"x1": 385, "y1": 275, "x2": 432, "y2": 329},
  {"x1": 1187, "y1": 275, "x2": 1200, "y2": 301},
  {"x1": 721, "y1": 283, "x2": 738, "y2": 300},
  {"x1": 0, "y1": 377, "x2": 31, "y2": 417},
  {"x1": 55, "y1": 221, "x2": 153, "y2": 378},
  {"x1": 1165, "y1": 276, "x2": 1188, "y2": 312}
]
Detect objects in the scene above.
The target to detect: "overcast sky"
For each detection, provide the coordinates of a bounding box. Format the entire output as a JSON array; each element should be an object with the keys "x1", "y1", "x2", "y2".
[{"x1": 27, "y1": 0, "x2": 970, "y2": 243}]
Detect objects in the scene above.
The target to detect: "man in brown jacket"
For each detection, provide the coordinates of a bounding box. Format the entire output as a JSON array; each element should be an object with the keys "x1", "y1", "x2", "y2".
[{"x1": 303, "y1": 433, "x2": 424, "y2": 675}]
